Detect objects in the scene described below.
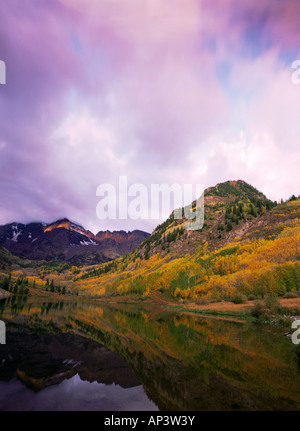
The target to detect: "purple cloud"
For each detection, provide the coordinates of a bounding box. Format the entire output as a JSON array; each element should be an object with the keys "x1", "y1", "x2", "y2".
[{"x1": 0, "y1": 0, "x2": 299, "y2": 234}]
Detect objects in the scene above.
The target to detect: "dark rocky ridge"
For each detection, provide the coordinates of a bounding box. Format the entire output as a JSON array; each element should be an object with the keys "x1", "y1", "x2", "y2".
[{"x1": 0, "y1": 218, "x2": 150, "y2": 265}]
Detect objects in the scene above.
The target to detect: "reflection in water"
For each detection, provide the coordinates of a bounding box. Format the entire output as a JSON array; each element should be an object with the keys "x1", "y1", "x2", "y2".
[
  {"x1": 0, "y1": 332, "x2": 143, "y2": 390},
  {"x1": 0, "y1": 374, "x2": 156, "y2": 411},
  {"x1": 1, "y1": 296, "x2": 300, "y2": 411}
]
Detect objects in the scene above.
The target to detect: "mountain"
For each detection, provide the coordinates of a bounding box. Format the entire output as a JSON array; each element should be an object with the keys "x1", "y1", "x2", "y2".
[
  {"x1": 134, "y1": 179, "x2": 277, "y2": 259},
  {"x1": 95, "y1": 230, "x2": 150, "y2": 249},
  {"x1": 1, "y1": 179, "x2": 299, "y2": 301},
  {"x1": 0, "y1": 218, "x2": 150, "y2": 265},
  {"x1": 72, "y1": 180, "x2": 300, "y2": 300},
  {"x1": 43, "y1": 218, "x2": 95, "y2": 239}
]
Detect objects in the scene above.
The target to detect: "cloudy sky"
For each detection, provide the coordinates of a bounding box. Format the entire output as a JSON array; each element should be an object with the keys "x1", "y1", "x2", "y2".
[{"x1": 0, "y1": 0, "x2": 300, "y2": 234}]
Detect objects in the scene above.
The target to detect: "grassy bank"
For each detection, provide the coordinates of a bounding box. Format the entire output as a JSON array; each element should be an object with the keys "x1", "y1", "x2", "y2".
[
  {"x1": 160, "y1": 295, "x2": 300, "y2": 328},
  {"x1": 91, "y1": 292, "x2": 300, "y2": 325}
]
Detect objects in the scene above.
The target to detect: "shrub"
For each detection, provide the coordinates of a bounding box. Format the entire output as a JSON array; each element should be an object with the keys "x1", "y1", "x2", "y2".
[
  {"x1": 264, "y1": 295, "x2": 281, "y2": 313},
  {"x1": 231, "y1": 293, "x2": 248, "y2": 304},
  {"x1": 196, "y1": 298, "x2": 209, "y2": 305},
  {"x1": 249, "y1": 301, "x2": 267, "y2": 319},
  {"x1": 249, "y1": 296, "x2": 282, "y2": 320},
  {"x1": 283, "y1": 292, "x2": 300, "y2": 299}
]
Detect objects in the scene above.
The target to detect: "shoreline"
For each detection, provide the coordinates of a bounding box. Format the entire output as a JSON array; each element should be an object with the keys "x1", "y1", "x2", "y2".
[
  {"x1": 81, "y1": 293, "x2": 300, "y2": 322},
  {"x1": 4, "y1": 288, "x2": 300, "y2": 324}
]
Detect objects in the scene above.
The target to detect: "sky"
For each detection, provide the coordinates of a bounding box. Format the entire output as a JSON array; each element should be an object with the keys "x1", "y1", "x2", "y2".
[{"x1": 0, "y1": 0, "x2": 300, "y2": 234}]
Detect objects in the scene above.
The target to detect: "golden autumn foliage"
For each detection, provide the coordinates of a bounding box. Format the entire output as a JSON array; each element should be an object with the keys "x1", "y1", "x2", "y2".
[
  {"x1": 69, "y1": 203, "x2": 300, "y2": 301},
  {"x1": 6, "y1": 197, "x2": 297, "y2": 301}
]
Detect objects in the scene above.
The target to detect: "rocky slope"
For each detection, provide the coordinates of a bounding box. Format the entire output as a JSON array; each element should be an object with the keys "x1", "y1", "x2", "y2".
[
  {"x1": 135, "y1": 179, "x2": 278, "y2": 259},
  {"x1": 72, "y1": 180, "x2": 299, "y2": 300},
  {"x1": 0, "y1": 218, "x2": 150, "y2": 265}
]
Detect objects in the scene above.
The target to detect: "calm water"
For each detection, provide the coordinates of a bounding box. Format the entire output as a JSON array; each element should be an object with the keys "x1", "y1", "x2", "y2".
[{"x1": 0, "y1": 295, "x2": 300, "y2": 411}]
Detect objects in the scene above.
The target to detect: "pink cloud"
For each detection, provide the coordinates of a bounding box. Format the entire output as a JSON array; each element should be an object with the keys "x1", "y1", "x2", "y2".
[{"x1": 0, "y1": 0, "x2": 299, "y2": 232}]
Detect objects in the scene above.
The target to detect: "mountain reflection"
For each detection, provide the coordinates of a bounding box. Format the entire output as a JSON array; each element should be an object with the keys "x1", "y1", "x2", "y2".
[{"x1": 1, "y1": 298, "x2": 300, "y2": 411}]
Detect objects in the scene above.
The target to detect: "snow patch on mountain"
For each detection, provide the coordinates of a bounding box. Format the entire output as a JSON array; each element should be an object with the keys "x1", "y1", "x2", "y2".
[
  {"x1": 80, "y1": 239, "x2": 98, "y2": 246},
  {"x1": 11, "y1": 225, "x2": 22, "y2": 242}
]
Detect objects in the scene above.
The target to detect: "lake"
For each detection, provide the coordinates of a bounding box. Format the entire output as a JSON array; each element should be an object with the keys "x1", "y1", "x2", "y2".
[{"x1": 0, "y1": 295, "x2": 300, "y2": 411}]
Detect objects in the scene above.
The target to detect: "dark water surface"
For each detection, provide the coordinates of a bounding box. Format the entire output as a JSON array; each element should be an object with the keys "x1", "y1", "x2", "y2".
[{"x1": 0, "y1": 296, "x2": 300, "y2": 411}]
